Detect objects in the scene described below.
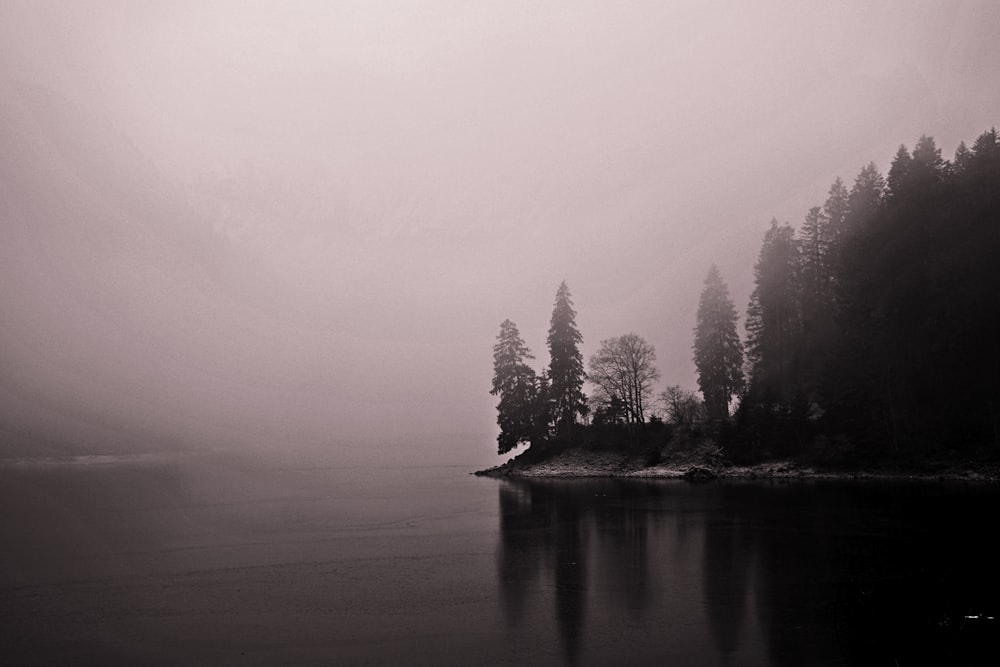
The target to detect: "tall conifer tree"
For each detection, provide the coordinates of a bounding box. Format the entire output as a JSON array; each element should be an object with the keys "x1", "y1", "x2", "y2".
[
  {"x1": 745, "y1": 221, "x2": 802, "y2": 403},
  {"x1": 491, "y1": 319, "x2": 537, "y2": 454},
  {"x1": 823, "y1": 177, "x2": 850, "y2": 245},
  {"x1": 547, "y1": 281, "x2": 587, "y2": 438},
  {"x1": 693, "y1": 265, "x2": 744, "y2": 420},
  {"x1": 799, "y1": 205, "x2": 834, "y2": 320},
  {"x1": 886, "y1": 145, "x2": 913, "y2": 201},
  {"x1": 845, "y1": 162, "x2": 885, "y2": 231}
]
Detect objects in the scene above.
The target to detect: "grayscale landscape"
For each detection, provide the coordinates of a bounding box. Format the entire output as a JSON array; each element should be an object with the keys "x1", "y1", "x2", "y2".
[{"x1": 2, "y1": 2, "x2": 999, "y2": 664}]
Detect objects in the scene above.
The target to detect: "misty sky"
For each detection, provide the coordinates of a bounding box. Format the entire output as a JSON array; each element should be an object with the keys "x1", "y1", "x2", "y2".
[{"x1": 2, "y1": 1, "x2": 998, "y2": 465}]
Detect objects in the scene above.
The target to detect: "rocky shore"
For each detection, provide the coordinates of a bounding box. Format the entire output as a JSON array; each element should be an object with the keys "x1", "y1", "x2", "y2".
[{"x1": 474, "y1": 443, "x2": 1000, "y2": 482}]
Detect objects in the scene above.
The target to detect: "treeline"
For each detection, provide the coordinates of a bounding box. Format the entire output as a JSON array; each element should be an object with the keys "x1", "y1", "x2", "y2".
[
  {"x1": 491, "y1": 281, "x2": 720, "y2": 457},
  {"x1": 735, "y1": 128, "x2": 1000, "y2": 462},
  {"x1": 491, "y1": 282, "x2": 588, "y2": 455},
  {"x1": 491, "y1": 127, "x2": 1000, "y2": 465}
]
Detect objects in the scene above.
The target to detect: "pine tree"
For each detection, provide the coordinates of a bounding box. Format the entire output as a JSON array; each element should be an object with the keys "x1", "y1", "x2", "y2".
[
  {"x1": 546, "y1": 281, "x2": 587, "y2": 438},
  {"x1": 967, "y1": 128, "x2": 1000, "y2": 217},
  {"x1": 886, "y1": 144, "x2": 912, "y2": 201},
  {"x1": 798, "y1": 205, "x2": 839, "y2": 400},
  {"x1": 799, "y1": 206, "x2": 835, "y2": 319},
  {"x1": 837, "y1": 162, "x2": 886, "y2": 321},
  {"x1": 745, "y1": 220, "x2": 801, "y2": 404},
  {"x1": 971, "y1": 127, "x2": 999, "y2": 160},
  {"x1": 532, "y1": 371, "x2": 555, "y2": 445},
  {"x1": 491, "y1": 319, "x2": 538, "y2": 454},
  {"x1": 912, "y1": 135, "x2": 944, "y2": 174},
  {"x1": 909, "y1": 135, "x2": 947, "y2": 198},
  {"x1": 693, "y1": 265, "x2": 744, "y2": 420},
  {"x1": 823, "y1": 177, "x2": 850, "y2": 244},
  {"x1": 845, "y1": 162, "x2": 885, "y2": 231},
  {"x1": 952, "y1": 141, "x2": 971, "y2": 175}
]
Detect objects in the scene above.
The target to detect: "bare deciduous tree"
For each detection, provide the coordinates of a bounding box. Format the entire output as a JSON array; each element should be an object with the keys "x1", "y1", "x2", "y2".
[
  {"x1": 659, "y1": 385, "x2": 705, "y2": 426},
  {"x1": 588, "y1": 333, "x2": 660, "y2": 425}
]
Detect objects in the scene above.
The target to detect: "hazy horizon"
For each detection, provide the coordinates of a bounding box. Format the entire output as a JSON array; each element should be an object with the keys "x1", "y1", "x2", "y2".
[{"x1": 2, "y1": 0, "x2": 999, "y2": 466}]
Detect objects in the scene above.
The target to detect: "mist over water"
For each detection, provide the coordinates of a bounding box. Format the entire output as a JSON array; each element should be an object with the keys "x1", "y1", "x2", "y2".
[
  {"x1": 3, "y1": 1, "x2": 1000, "y2": 464},
  {"x1": 2, "y1": 4, "x2": 1000, "y2": 661}
]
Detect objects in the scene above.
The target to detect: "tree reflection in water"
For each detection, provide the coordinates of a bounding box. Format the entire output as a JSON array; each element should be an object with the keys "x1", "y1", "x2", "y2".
[
  {"x1": 497, "y1": 481, "x2": 589, "y2": 663},
  {"x1": 495, "y1": 478, "x2": 1000, "y2": 666},
  {"x1": 496, "y1": 480, "x2": 683, "y2": 664},
  {"x1": 701, "y1": 492, "x2": 752, "y2": 658}
]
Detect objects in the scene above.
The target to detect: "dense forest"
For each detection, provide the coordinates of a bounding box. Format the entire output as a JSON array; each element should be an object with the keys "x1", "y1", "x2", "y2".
[{"x1": 492, "y1": 127, "x2": 1000, "y2": 467}]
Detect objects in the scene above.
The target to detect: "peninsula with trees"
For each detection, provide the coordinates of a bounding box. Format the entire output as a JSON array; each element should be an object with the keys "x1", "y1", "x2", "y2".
[{"x1": 478, "y1": 127, "x2": 1000, "y2": 481}]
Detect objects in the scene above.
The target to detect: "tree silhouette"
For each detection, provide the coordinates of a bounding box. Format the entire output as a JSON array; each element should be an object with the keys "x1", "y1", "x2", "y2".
[
  {"x1": 844, "y1": 162, "x2": 885, "y2": 232},
  {"x1": 738, "y1": 128, "x2": 1000, "y2": 457},
  {"x1": 823, "y1": 177, "x2": 850, "y2": 247},
  {"x1": 547, "y1": 281, "x2": 587, "y2": 439},
  {"x1": 745, "y1": 221, "x2": 801, "y2": 405},
  {"x1": 491, "y1": 319, "x2": 537, "y2": 454},
  {"x1": 886, "y1": 144, "x2": 912, "y2": 202},
  {"x1": 588, "y1": 334, "x2": 660, "y2": 425},
  {"x1": 693, "y1": 265, "x2": 744, "y2": 420},
  {"x1": 488, "y1": 127, "x2": 1000, "y2": 462}
]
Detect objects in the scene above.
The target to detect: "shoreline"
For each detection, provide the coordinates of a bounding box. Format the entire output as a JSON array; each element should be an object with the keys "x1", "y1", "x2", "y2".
[{"x1": 473, "y1": 446, "x2": 1000, "y2": 482}]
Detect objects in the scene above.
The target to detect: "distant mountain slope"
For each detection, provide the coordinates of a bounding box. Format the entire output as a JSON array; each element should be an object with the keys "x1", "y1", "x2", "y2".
[{"x1": 0, "y1": 81, "x2": 364, "y2": 456}]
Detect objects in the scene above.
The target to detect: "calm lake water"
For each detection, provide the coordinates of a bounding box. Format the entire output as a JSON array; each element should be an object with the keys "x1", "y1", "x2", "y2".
[{"x1": 1, "y1": 452, "x2": 998, "y2": 665}]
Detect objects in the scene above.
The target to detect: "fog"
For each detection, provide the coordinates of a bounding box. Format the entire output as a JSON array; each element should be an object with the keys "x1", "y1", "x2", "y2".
[{"x1": 2, "y1": 1, "x2": 998, "y2": 467}]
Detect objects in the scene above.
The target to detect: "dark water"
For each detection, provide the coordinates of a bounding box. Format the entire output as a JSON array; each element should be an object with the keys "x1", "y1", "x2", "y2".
[{"x1": 1, "y1": 454, "x2": 997, "y2": 665}]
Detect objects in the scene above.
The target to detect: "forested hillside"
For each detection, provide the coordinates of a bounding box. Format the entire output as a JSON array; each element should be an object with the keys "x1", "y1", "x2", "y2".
[
  {"x1": 491, "y1": 129, "x2": 1000, "y2": 469},
  {"x1": 735, "y1": 129, "x2": 1000, "y2": 462}
]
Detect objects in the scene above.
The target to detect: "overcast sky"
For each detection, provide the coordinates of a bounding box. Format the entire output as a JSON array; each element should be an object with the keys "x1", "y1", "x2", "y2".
[{"x1": 2, "y1": 1, "x2": 998, "y2": 465}]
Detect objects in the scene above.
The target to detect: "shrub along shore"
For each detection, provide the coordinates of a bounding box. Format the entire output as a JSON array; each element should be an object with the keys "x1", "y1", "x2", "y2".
[{"x1": 475, "y1": 428, "x2": 1000, "y2": 482}]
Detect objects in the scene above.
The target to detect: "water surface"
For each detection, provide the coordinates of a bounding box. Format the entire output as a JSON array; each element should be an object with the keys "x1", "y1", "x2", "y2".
[{"x1": 0, "y1": 453, "x2": 996, "y2": 665}]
